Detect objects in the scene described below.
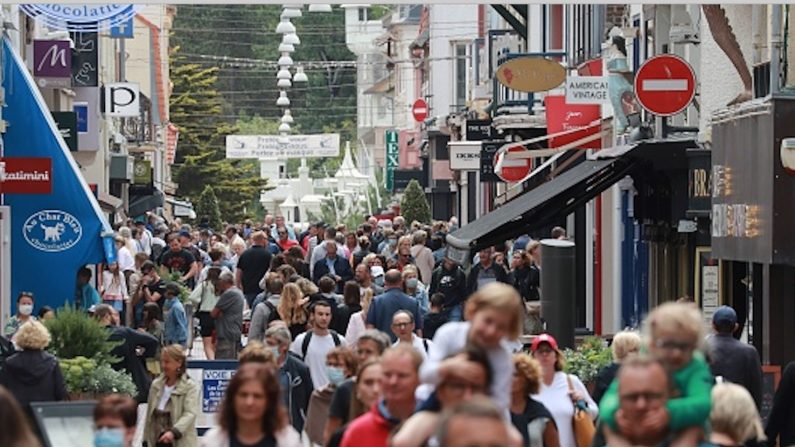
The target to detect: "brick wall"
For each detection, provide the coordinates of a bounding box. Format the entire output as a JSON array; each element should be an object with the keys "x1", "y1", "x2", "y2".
[{"x1": 606, "y1": 4, "x2": 628, "y2": 28}]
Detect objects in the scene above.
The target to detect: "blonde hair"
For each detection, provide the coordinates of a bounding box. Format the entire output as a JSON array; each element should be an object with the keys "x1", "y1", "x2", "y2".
[
  {"x1": 15, "y1": 320, "x2": 51, "y2": 351},
  {"x1": 401, "y1": 265, "x2": 418, "y2": 279},
  {"x1": 710, "y1": 383, "x2": 766, "y2": 443},
  {"x1": 513, "y1": 353, "x2": 543, "y2": 394},
  {"x1": 642, "y1": 302, "x2": 706, "y2": 350},
  {"x1": 278, "y1": 283, "x2": 308, "y2": 326},
  {"x1": 161, "y1": 344, "x2": 188, "y2": 375},
  {"x1": 238, "y1": 341, "x2": 277, "y2": 366},
  {"x1": 295, "y1": 277, "x2": 319, "y2": 296},
  {"x1": 611, "y1": 330, "x2": 642, "y2": 363},
  {"x1": 464, "y1": 282, "x2": 523, "y2": 339},
  {"x1": 361, "y1": 289, "x2": 375, "y2": 316}
]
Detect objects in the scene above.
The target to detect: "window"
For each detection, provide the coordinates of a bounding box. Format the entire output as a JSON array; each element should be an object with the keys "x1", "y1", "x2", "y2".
[
  {"x1": 358, "y1": 7, "x2": 367, "y2": 22},
  {"x1": 545, "y1": 5, "x2": 564, "y2": 52},
  {"x1": 454, "y1": 43, "x2": 468, "y2": 110}
]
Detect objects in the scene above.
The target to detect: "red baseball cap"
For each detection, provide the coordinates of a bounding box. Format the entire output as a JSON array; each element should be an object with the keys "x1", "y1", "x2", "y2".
[{"x1": 531, "y1": 333, "x2": 559, "y2": 352}]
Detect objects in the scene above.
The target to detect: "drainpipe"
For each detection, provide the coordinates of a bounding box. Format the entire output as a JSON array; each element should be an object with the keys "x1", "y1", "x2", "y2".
[
  {"x1": 772, "y1": 4, "x2": 783, "y2": 94},
  {"x1": 752, "y1": 5, "x2": 763, "y2": 65}
]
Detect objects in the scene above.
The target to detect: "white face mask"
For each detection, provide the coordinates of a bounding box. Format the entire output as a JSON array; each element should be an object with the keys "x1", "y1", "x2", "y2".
[{"x1": 18, "y1": 304, "x2": 33, "y2": 316}]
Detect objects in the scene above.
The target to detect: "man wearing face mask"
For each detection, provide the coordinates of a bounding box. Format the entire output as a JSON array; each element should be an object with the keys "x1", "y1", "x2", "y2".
[
  {"x1": 265, "y1": 325, "x2": 314, "y2": 434},
  {"x1": 93, "y1": 394, "x2": 139, "y2": 447},
  {"x1": 355, "y1": 263, "x2": 384, "y2": 296}
]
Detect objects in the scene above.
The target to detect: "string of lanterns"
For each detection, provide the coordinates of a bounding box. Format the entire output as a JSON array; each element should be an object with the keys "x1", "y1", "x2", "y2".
[{"x1": 275, "y1": 3, "x2": 332, "y2": 144}]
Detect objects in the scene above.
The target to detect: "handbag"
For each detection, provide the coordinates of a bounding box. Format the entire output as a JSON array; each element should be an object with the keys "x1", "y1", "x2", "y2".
[{"x1": 566, "y1": 374, "x2": 596, "y2": 447}]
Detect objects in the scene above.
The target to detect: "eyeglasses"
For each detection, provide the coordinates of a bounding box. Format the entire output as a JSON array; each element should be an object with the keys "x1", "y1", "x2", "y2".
[
  {"x1": 440, "y1": 379, "x2": 486, "y2": 396},
  {"x1": 619, "y1": 391, "x2": 666, "y2": 404},
  {"x1": 391, "y1": 322, "x2": 413, "y2": 329},
  {"x1": 654, "y1": 339, "x2": 695, "y2": 353}
]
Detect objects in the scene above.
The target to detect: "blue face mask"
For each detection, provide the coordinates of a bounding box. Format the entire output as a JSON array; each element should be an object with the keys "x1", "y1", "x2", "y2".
[
  {"x1": 326, "y1": 366, "x2": 346, "y2": 386},
  {"x1": 405, "y1": 278, "x2": 419, "y2": 289},
  {"x1": 94, "y1": 428, "x2": 126, "y2": 447},
  {"x1": 374, "y1": 276, "x2": 385, "y2": 287},
  {"x1": 270, "y1": 346, "x2": 281, "y2": 361}
]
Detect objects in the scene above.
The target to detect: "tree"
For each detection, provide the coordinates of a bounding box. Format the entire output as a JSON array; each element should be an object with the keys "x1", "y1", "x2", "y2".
[
  {"x1": 196, "y1": 185, "x2": 223, "y2": 231},
  {"x1": 400, "y1": 180, "x2": 431, "y2": 225},
  {"x1": 170, "y1": 47, "x2": 268, "y2": 222}
]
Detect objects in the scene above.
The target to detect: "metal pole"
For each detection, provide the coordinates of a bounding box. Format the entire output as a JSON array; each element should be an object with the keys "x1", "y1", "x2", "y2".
[
  {"x1": 772, "y1": 5, "x2": 783, "y2": 95},
  {"x1": 540, "y1": 239, "x2": 577, "y2": 349}
]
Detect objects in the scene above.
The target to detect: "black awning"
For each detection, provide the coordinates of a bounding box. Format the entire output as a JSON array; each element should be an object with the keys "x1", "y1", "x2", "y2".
[
  {"x1": 446, "y1": 157, "x2": 637, "y2": 257},
  {"x1": 128, "y1": 188, "x2": 165, "y2": 217}
]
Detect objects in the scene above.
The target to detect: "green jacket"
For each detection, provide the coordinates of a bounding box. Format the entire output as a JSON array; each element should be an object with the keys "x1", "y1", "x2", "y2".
[
  {"x1": 144, "y1": 373, "x2": 199, "y2": 447},
  {"x1": 599, "y1": 351, "x2": 713, "y2": 432}
]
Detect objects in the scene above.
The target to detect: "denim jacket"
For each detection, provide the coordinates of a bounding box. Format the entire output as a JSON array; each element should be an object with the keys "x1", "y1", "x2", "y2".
[{"x1": 164, "y1": 297, "x2": 188, "y2": 347}]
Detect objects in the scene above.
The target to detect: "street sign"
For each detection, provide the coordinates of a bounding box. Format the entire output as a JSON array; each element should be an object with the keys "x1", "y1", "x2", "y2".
[
  {"x1": 565, "y1": 76, "x2": 610, "y2": 104},
  {"x1": 494, "y1": 146, "x2": 532, "y2": 182},
  {"x1": 412, "y1": 99, "x2": 428, "y2": 122},
  {"x1": 385, "y1": 130, "x2": 399, "y2": 191},
  {"x1": 634, "y1": 54, "x2": 696, "y2": 116},
  {"x1": 109, "y1": 16, "x2": 134, "y2": 38},
  {"x1": 225, "y1": 134, "x2": 340, "y2": 159}
]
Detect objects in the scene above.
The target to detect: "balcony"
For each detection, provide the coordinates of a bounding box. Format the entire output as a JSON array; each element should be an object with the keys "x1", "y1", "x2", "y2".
[{"x1": 120, "y1": 93, "x2": 154, "y2": 143}]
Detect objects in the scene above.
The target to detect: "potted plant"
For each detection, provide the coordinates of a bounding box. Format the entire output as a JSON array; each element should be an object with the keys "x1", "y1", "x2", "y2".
[
  {"x1": 562, "y1": 336, "x2": 612, "y2": 391},
  {"x1": 59, "y1": 356, "x2": 137, "y2": 400}
]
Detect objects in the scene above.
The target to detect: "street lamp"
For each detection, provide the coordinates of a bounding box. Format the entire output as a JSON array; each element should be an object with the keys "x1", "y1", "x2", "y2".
[{"x1": 275, "y1": 18, "x2": 296, "y2": 34}]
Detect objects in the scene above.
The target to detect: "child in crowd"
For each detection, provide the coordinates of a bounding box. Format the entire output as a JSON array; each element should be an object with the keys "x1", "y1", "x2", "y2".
[
  {"x1": 422, "y1": 293, "x2": 449, "y2": 341},
  {"x1": 162, "y1": 283, "x2": 188, "y2": 348},
  {"x1": 76, "y1": 266, "x2": 101, "y2": 311},
  {"x1": 599, "y1": 302, "x2": 713, "y2": 446},
  {"x1": 420, "y1": 282, "x2": 523, "y2": 414}
]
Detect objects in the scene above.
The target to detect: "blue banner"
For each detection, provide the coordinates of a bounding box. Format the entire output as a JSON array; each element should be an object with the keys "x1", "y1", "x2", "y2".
[{"x1": 2, "y1": 39, "x2": 112, "y2": 312}]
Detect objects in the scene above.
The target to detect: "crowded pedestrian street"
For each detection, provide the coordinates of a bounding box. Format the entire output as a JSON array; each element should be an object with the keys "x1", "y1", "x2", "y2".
[{"x1": 0, "y1": 3, "x2": 793, "y2": 447}]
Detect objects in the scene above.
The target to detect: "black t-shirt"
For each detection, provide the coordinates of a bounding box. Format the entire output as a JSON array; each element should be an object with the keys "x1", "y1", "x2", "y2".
[
  {"x1": 329, "y1": 378, "x2": 355, "y2": 423},
  {"x1": 423, "y1": 312, "x2": 448, "y2": 341},
  {"x1": 230, "y1": 434, "x2": 276, "y2": 447},
  {"x1": 510, "y1": 397, "x2": 555, "y2": 447},
  {"x1": 159, "y1": 249, "x2": 195, "y2": 276},
  {"x1": 146, "y1": 279, "x2": 167, "y2": 308},
  {"x1": 237, "y1": 246, "x2": 272, "y2": 295}
]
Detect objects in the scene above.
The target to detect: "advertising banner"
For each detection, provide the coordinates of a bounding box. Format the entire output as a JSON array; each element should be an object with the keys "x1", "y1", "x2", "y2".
[
  {"x1": 226, "y1": 134, "x2": 340, "y2": 159},
  {"x1": 2, "y1": 39, "x2": 112, "y2": 311},
  {"x1": 544, "y1": 95, "x2": 601, "y2": 150},
  {"x1": 0, "y1": 157, "x2": 52, "y2": 194}
]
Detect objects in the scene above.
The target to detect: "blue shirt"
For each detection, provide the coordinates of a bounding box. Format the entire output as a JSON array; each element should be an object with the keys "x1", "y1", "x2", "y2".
[
  {"x1": 325, "y1": 257, "x2": 337, "y2": 276},
  {"x1": 164, "y1": 297, "x2": 188, "y2": 346},
  {"x1": 366, "y1": 288, "x2": 423, "y2": 341}
]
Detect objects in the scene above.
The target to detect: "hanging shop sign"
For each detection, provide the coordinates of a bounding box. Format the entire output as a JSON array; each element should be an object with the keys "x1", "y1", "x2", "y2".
[
  {"x1": 20, "y1": 5, "x2": 138, "y2": 33},
  {"x1": 465, "y1": 119, "x2": 493, "y2": 141},
  {"x1": 71, "y1": 32, "x2": 99, "y2": 87},
  {"x1": 51, "y1": 112, "x2": 78, "y2": 151},
  {"x1": 565, "y1": 76, "x2": 610, "y2": 104},
  {"x1": 133, "y1": 159, "x2": 152, "y2": 186},
  {"x1": 544, "y1": 95, "x2": 602, "y2": 149},
  {"x1": 449, "y1": 142, "x2": 482, "y2": 170},
  {"x1": 0, "y1": 157, "x2": 52, "y2": 194},
  {"x1": 33, "y1": 40, "x2": 72, "y2": 88},
  {"x1": 479, "y1": 141, "x2": 503, "y2": 182},
  {"x1": 385, "y1": 130, "x2": 399, "y2": 191},
  {"x1": 225, "y1": 134, "x2": 341, "y2": 159},
  {"x1": 73, "y1": 88, "x2": 100, "y2": 151},
  {"x1": 104, "y1": 82, "x2": 140, "y2": 117},
  {"x1": 496, "y1": 56, "x2": 566, "y2": 93}
]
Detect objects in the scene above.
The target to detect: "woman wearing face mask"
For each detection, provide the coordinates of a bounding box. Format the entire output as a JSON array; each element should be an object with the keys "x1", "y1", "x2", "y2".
[
  {"x1": 402, "y1": 265, "x2": 430, "y2": 317},
  {"x1": 93, "y1": 394, "x2": 138, "y2": 447},
  {"x1": 304, "y1": 347, "x2": 358, "y2": 446},
  {"x1": 144, "y1": 344, "x2": 199, "y2": 447},
  {"x1": 200, "y1": 363, "x2": 302, "y2": 447},
  {"x1": 0, "y1": 321, "x2": 67, "y2": 415},
  {"x1": 4, "y1": 292, "x2": 36, "y2": 339},
  {"x1": 326, "y1": 358, "x2": 384, "y2": 447}
]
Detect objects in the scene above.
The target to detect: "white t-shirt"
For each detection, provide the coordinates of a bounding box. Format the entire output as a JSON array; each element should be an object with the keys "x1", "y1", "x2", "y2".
[
  {"x1": 117, "y1": 246, "x2": 135, "y2": 272},
  {"x1": 157, "y1": 383, "x2": 176, "y2": 411},
  {"x1": 289, "y1": 331, "x2": 346, "y2": 390},
  {"x1": 393, "y1": 334, "x2": 432, "y2": 362},
  {"x1": 532, "y1": 372, "x2": 598, "y2": 447}
]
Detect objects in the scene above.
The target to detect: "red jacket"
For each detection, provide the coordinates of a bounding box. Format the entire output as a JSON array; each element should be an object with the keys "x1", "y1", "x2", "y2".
[
  {"x1": 340, "y1": 402, "x2": 395, "y2": 447},
  {"x1": 277, "y1": 238, "x2": 302, "y2": 254}
]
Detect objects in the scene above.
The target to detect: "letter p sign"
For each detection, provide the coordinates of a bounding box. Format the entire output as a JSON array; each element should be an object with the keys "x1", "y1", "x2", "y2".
[{"x1": 105, "y1": 82, "x2": 140, "y2": 117}]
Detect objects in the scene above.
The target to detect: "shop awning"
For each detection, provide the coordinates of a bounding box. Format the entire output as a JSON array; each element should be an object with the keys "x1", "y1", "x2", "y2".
[
  {"x1": 129, "y1": 188, "x2": 165, "y2": 217},
  {"x1": 97, "y1": 192, "x2": 123, "y2": 212},
  {"x1": 446, "y1": 138, "x2": 699, "y2": 262},
  {"x1": 166, "y1": 197, "x2": 196, "y2": 219}
]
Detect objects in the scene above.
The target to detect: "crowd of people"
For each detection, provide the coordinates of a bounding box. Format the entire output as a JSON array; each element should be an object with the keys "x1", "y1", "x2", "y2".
[{"x1": 0, "y1": 212, "x2": 789, "y2": 447}]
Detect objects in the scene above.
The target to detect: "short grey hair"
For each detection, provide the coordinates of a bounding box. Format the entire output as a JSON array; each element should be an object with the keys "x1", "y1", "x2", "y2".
[
  {"x1": 265, "y1": 326, "x2": 292, "y2": 347},
  {"x1": 392, "y1": 309, "x2": 414, "y2": 324},
  {"x1": 218, "y1": 271, "x2": 235, "y2": 285},
  {"x1": 357, "y1": 329, "x2": 391, "y2": 354},
  {"x1": 412, "y1": 230, "x2": 427, "y2": 245}
]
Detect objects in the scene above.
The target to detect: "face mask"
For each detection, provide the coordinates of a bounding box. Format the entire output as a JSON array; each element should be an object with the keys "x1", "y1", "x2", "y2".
[
  {"x1": 270, "y1": 346, "x2": 281, "y2": 361},
  {"x1": 388, "y1": 239, "x2": 397, "y2": 247},
  {"x1": 326, "y1": 366, "x2": 346, "y2": 386},
  {"x1": 374, "y1": 276, "x2": 385, "y2": 287},
  {"x1": 405, "y1": 278, "x2": 419, "y2": 289},
  {"x1": 18, "y1": 304, "x2": 33, "y2": 316},
  {"x1": 370, "y1": 266, "x2": 385, "y2": 278},
  {"x1": 94, "y1": 428, "x2": 126, "y2": 447}
]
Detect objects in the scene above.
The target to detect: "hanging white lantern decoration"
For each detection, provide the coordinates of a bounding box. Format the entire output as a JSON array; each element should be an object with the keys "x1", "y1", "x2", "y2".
[
  {"x1": 276, "y1": 91, "x2": 290, "y2": 107},
  {"x1": 283, "y1": 32, "x2": 300, "y2": 45},
  {"x1": 293, "y1": 66, "x2": 309, "y2": 83},
  {"x1": 278, "y1": 53, "x2": 294, "y2": 67},
  {"x1": 281, "y1": 6, "x2": 302, "y2": 19},
  {"x1": 277, "y1": 67, "x2": 292, "y2": 80},
  {"x1": 308, "y1": 4, "x2": 332, "y2": 12},
  {"x1": 281, "y1": 110, "x2": 294, "y2": 124},
  {"x1": 278, "y1": 42, "x2": 295, "y2": 53},
  {"x1": 279, "y1": 122, "x2": 291, "y2": 133},
  {"x1": 275, "y1": 17, "x2": 296, "y2": 34},
  {"x1": 277, "y1": 78, "x2": 292, "y2": 88}
]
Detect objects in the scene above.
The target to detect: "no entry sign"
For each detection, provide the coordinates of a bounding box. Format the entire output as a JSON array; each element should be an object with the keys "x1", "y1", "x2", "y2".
[
  {"x1": 634, "y1": 54, "x2": 696, "y2": 116},
  {"x1": 412, "y1": 99, "x2": 428, "y2": 122},
  {"x1": 494, "y1": 146, "x2": 531, "y2": 182}
]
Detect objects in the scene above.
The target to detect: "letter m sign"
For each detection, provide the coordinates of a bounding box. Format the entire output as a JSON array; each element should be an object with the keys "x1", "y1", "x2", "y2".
[{"x1": 33, "y1": 40, "x2": 72, "y2": 78}]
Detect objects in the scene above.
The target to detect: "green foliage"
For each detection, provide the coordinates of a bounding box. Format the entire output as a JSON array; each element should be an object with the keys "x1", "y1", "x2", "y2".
[
  {"x1": 60, "y1": 356, "x2": 137, "y2": 398},
  {"x1": 170, "y1": 46, "x2": 268, "y2": 222},
  {"x1": 400, "y1": 179, "x2": 431, "y2": 225},
  {"x1": 563, "y1": 336, "x2": 613, "y2": 384},
  {"x1": 196, "y1": 185, "x2": 223, "y2": 231},
  {"x1": 45, "y1": 307, "x2": 121, "y2": 365}
]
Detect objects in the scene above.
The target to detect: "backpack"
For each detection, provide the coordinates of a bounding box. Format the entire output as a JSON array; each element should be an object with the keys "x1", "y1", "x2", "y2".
[
  {"x1": 301, "y1": 330, "x2": 342, "y2": 360},
  {"x1": 263, "y1": 301, "x2": 281, "y2": 326}
]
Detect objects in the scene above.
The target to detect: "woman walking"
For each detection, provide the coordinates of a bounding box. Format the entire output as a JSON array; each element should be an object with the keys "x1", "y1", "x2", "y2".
[{"x1": 144, "y1": 345, "x2": 199, "y2": 447}]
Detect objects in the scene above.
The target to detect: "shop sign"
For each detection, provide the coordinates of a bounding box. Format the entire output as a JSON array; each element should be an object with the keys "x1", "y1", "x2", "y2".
[
  {"x1": 480, "y1": 141, "x2": 503, "y2": 182},
  {"x1": 385, "y1": 130, "x2": 399, "y2": 191},
  {"x1": 73, "y1": 88, "x2": 100, "y2": 151},
  {"x1": 544, "y1": 95, "x2": 601, "y2": 149},
  {"x1": 23, "y1": 209, "x2": 83, "y2": 252},
  {"x1": 393, "y1": 169, "x2": 427, "y2": 191},
  {"x1": 0, "y1": 157, "x2": 52, "y2": 194},
  {"x1": 133, "y1": 159, "x2": 152, "y2": 186},
  {"x1": 187, "y1": 360, "x2": 238, "y2": 430},
  {"x1": 465, "y1": 119, "x2": 493, "y2": 141},
  {"x1": 104, "y1": 82, "x2": 140, "y2": 117},
  {"x1": 70, "y1": 32, "x2": 98, "y2": 87},
  {"x1": 449, "y1": 142, "x2": 481, "y2": 170},
  {"x1": 496, "y1": 57, "x2": 566, "y2": 93},
  {"x1": 225, "y1": 134, "x2": 341, "y2": 159},
  {"x1": 51, "y1": 112, "x2": 78, "y2": 151},
  {"x1": 686, "y1": 149, "x2": 711, "y2": 216},
  {"x1": 33, "y1": 40, "x2": 72, "y2": 83},
  {"x1": 565, "y1": 76, "x2": 610, "y2": 104},
  {"x1": 20, "y1": 5, "x2": 137, "y2": 33},
  {"x1": 165, "y1": 123, "x2": 179, "y2": 165}
]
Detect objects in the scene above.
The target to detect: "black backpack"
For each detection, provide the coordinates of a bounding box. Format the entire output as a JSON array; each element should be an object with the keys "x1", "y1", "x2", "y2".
[
  {"x1": 263, "y1": 301, "x2": 281, "y2": 326},
  {"x1": 301, "y1": 330, "x2": 342, "y2": 360}
]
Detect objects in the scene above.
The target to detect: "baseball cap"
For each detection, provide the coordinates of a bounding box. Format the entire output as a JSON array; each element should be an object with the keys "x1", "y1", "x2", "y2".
[
  {"x1": 178, "y1": 230, "x2": 191, "y2": 239},
  {"x1": 531, "y1": 333, "x2": 559, "y2": 352},
  {"x1": 712, "y1": 306, "x2": 737, "y2": 328}
]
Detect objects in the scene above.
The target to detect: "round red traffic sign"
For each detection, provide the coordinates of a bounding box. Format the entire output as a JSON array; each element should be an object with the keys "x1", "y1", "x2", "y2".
[
  {"x1": 634, "y1": 54, "x2": 696, "y2": 116},
  {"x1": 412, "y1": 99, "x2": 428, "y2": 122},
  {"x1": 495, "y1": 146, "x2": 531, "y2": 182}
]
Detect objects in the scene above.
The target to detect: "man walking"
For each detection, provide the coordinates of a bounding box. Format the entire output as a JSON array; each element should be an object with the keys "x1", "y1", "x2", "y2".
[
  {"x1": 466, "y1": 246, "x2": 508, "y2": 296},
  {"x1": 290, "y1": 301, "x2": 345, "y2": 390},
  {"x1": 366, "y1": 269, "x2": 423, "y2": 341},
  {"x1": 235, "y1": 231, "x2": 272, "y2": 309},
  {"x1": 707, "y1": 305, "x2": 763, "y2": 408},
  {"x1": 355, "y1": 263, "x2": 383, "y2": 296},
  {"x1": 392, "y1": 310, "x2": 432, "y2": 361},
  {"x1": 265, "y1": 325, "x2": 314, "y2": 433},
  {"x1": 211, "y1": 271, "x2": 244, "y2": 359},
  {"x1": 312, "y1": 242, "x2": 353, "y2": 294},
  {"x1": 429, "y1": 258, "x2": 467, "y2": 322}
]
